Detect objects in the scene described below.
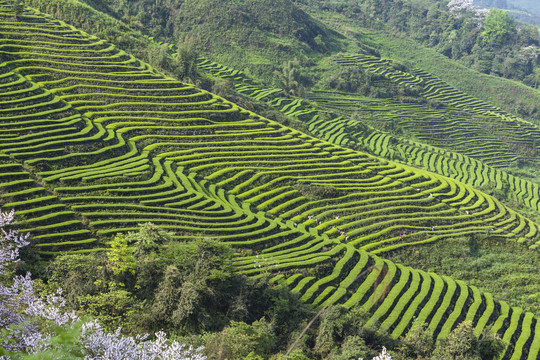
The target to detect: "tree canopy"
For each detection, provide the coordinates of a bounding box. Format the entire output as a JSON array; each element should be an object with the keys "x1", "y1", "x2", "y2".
[{"x1": 479, "y1": 9, "x2": 515, "y2": 46}]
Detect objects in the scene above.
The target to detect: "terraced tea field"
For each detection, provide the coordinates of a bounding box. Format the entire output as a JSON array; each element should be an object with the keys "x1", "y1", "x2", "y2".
[
  {"x1": 309, "y1": 91, "x2": 523, "y2": 165},
  {"x1": 336, "y1": 55, "x2": 540, "y2": 165},
  {"x1": 199, "y1": 59, "x2": 540, "y2": 218},
  {"x1": 0, "y1": 2, "x2": 539, "y2": 358}
]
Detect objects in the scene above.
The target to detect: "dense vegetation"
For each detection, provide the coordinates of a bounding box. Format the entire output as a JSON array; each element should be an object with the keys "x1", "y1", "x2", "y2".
[
  {"x1": 0, "y1": 0, "x2": 539, "y2": 359},
  {"x1": 475, "y1": 0, "x2": 540, "y2": 26},
  {"x1": 298, "y1": 0, "x2": 540, "y2": 92},
  {"x1": 72, "y1": 0, "x2": 344, "y2": 82}
]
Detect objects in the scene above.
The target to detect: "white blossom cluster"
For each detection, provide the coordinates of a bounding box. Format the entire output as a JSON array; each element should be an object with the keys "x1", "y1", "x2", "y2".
[
  {"x1": 359, "y1": 347, "x2": 392, "y2": 360},
  {"x1": 0, "y1": 273, "x2": 77, "y2": 354},
  {"x1": 0, "y1": 210, "x2": 205, "y2": 360},
  {"x1": 519, "y1": 45, "x2": 540, "y2": 62},
  {"x1": 0, "y1": 209, "x2": 29, "y2": 275},
  {"x1": 81, "y1": 322, "x2": 205, "y2": 360},
  {"x1": 447, "y1": 0, "x2": 474, "y2": 12},
  {"x1": 447, "y1": 0, "x2": 489, "y2": 18}
]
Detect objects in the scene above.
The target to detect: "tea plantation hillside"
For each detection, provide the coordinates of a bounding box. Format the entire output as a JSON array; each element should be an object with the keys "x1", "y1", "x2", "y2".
[
  {"x1": 67, "y1": 0, "x2": 345, "y2": 81},
  {"x1": 198, "y1": 56, "x2": 540, "y2": 219},
  {"x1": 0, "y1": 2, "x2": 539, "y2": 359}
]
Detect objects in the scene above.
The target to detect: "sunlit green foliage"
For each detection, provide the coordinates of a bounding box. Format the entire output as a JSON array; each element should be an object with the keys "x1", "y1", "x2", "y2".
[{"x1": 479, "y1": 9, "x2": 516, "y2": 46}]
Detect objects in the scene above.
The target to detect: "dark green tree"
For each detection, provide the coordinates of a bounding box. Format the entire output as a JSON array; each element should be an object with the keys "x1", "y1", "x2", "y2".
[
  {"x1": 432, "y1": 321, "x2": 505, "y2": 360},
  {"x1": 13, "y1": 0, "x2": 24, "y2": 20},
  {"x1": 125, "y1": 223, "x2": 171, "y2": 300},
  {"x1": 274, "y1": 59, "x2": 302, "y2": 96},
  {"x1": 400, "y1": 319, "x2": 434, "y2": 358},
  {"x1": 533, "y1": 67, "x2": 540, "y2": 89},
  {"x1": 146, "y1": 239, "x2": 236, "y2": 333},
  {"x1": 45, "y1": 254, "x2": 102, "y2": 308},
  {"x1": 149, "y1": 265, "x2": 182, "y2": 326},
  {"x1": 478, "y1": 327, "x2": 507, "y2": 360},
  {"x1": 313, "y1": 305, "x2": 372, "y2": 357},
  {"x1": 432, "y1": 321, "x2": 479, "y2": 360},
  {"x1": 176, "y1": 34, "x2": 199, "y2": 81},
  {"x1": 332, "y1": 336, "x2": 370, "y2": 360}
]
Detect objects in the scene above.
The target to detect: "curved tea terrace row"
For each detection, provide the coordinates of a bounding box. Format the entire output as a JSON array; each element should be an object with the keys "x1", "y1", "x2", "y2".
[
  {"x1": 304, "y1": 90, "x2": 540, "y2": 215},
  {"x1": 0, "y1": 2, "x2": 538, "y2": 358},
  {"x1": 337, "y1": 54, "x2": 540, "y2": 167},
  {"x1": 308, "y1": 90, "x2": 526, "y2": 167},
  {"x1": 197, "y1": 58, "x2": 540, "y2": 220},
  {"x1": 0, "y1": 153, "x2": 98, "y2": 252}
]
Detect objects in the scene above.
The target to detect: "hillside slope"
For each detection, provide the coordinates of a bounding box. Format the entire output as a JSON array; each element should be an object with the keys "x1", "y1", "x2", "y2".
[
  {"x1": 0, "y1": 2, "x2": 539, "y2": 358},
  {"x1": 78, "y1": 0, "x2": 345, "y2": 81},
  {"x1": 29, "y1": 0, "x2": 540, "y2": 215},
  {"x1": 198, "y1": 56, "x2": 540, "y2": 222},
  {"x1": 298, "y1": 0, "x2": 540, "y2": 122},
  {"x1": 475, "y1": 0, "x2": 540, "y2": 26}
]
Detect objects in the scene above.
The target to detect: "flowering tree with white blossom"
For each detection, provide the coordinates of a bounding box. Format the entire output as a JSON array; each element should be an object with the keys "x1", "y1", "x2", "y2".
[
  {"x1": 359, "y1": 347, "x2": 392, "y2": 360},
  {"x1": 0, "y1": 210, "x2": 205, "y2": 359},
  {"x1": 447, "y1": 0, "x2": 489, "y2": 18},
  {"x1": 0, "y1": 209, "x2": 29, "y2": 276},
  {"x1": 447, "y1": 0, "x2": 474, "y2": 12}
]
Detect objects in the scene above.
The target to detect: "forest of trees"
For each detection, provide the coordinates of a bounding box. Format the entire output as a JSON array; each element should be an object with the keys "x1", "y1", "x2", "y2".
[{"x1": 298, "y1": 0, "x2": 540, "y2": 88}]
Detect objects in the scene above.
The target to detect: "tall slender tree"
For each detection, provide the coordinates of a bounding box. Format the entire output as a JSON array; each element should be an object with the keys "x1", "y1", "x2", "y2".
[{"x1": 274, "y1": 59, "x2": 302, "y2": 96}]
